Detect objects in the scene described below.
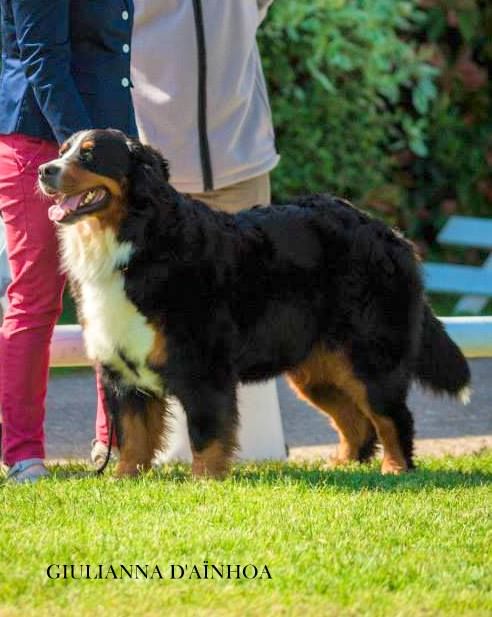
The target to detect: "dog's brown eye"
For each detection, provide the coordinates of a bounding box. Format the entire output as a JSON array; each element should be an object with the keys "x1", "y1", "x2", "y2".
[{"x1": 79, "y1": 149, "x2": 94, "y2": 163}]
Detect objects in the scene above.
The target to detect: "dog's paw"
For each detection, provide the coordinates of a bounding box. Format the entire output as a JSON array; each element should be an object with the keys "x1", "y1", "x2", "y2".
[
  {"x1": 114, "y1": 462, "x2": 146, "y2": 478},
  {"x1": 381, "y1": 458, "x2": 408, "y2": 475}
]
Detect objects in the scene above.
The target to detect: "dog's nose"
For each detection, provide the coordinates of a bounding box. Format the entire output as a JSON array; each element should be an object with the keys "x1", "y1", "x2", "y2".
[{"x1": 38, "y1": 163, "x2": 60, "y2": 179}]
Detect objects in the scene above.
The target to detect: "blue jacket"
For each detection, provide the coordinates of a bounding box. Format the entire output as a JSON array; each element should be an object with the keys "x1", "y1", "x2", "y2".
[{"x1": 0, "y1": 0, "x2": 137, "y2": 144}]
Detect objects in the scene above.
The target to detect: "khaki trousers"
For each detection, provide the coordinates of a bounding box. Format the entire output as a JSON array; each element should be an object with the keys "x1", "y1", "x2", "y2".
[
  {"x1": 190, "y1": 173, "x2": 271, "y2": 212},
  {"x1": 159, "y1": 173, "x2": 286, "y2": 463}
]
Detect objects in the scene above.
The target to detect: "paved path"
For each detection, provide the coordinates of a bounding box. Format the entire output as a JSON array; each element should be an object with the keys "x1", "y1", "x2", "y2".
[{"x1": 45, "y1": 359, "x2": 492, "y2": 462}]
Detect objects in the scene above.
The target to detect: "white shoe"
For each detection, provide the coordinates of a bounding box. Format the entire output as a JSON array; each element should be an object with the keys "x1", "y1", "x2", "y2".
[{"x1": 90, "y1": 440, "x2": 119, "y2": 467}]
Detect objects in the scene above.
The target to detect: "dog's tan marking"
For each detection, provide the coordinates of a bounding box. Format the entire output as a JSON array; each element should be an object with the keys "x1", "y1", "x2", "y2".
[
  {"x1": 288, "y1": 346, "x2": 407, "y2": 473},
  {"x1": 147, "y1": 327, "x2": 168, "y2": 368},
  {"x1": 54, "y1": 162, "x2": 126, "y2": 231},
  {"x1": 288, "y1": 375, "x2": 375, "y2": 465},
  {"x1": 372, "y1": 415, "x2": 407, "y2": 474},
  {"x1": 59, "y1": 142, "x2": 70, "y2": 156},
  {"x1": 68, "y1": 195, "x2": 125, "y2": 235},
  {"x1": 191, "y1": 440, "x2": 235, "y2": 479},
  {"x1": 116, "y1": 413, "x2": 150, "y2": 477},
  {"x1": 93, "y1": 194, "x2": 126, "y2": 232},
  {"x1": 57, "y1": 163, "x2": 122, "y2": 195},
  {"x1": 328, "y1": 405, "x2": 375, "y2": 466},
  {"x1": 115, "y1": 398, "x2": 168, "y2": 478}
]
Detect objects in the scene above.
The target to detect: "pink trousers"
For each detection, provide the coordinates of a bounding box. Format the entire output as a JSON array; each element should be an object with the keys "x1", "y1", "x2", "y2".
[{"x1": 0, "y1": 134, "x2": 110, "y2": 465}]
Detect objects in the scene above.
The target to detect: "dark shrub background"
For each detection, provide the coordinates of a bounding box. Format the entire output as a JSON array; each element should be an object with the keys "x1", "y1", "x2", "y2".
[
  {"x1": 258, "y1": 0, "x2": 491, "y2": 258},
  {"x1": 0, "y1": 1, "x2": 490, "y2": 259}
]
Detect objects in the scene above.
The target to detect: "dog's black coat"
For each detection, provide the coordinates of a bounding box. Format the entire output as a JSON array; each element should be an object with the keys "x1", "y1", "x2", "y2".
[
  {"x1": 109, "y1": 137, "x2": 468, "y2": 457},
  {"x1": 53, "y1": 130, "x2": 471, "y2": 472},
  {"x1": 125, "y1": 189, "x2": 418, "y2": 384}
]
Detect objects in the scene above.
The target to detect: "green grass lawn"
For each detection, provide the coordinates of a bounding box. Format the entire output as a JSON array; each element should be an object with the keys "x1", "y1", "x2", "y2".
[{"x1": 1, "y1": 453, "x2": 491, "y2": 617}]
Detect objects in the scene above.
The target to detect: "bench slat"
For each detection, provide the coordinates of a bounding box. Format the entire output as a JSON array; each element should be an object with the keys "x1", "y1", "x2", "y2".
[
  {"x1": 422, "y1": 263, "x2": 492, "y2": 296},
  {"x1": 454, "y1": 254, "x2": 492, "y2": 314},
  {"x1": 438, "y1": 216, "x2": 492, "y2": 250}
]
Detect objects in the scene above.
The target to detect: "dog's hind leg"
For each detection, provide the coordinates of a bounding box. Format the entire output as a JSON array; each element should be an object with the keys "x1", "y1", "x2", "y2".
[
  {"x1": 374, "y1": 399, "x2": 414, "y2": 471},
  {"x1": 171, "y1": 378, "x2": 239, "y2": 479},
  {"x1": 352, "y1": 361, "x2": 415, "y2": 473},
  {"x1": 289, "y1": 346, "x2": 412, "y2": 474},
  {"x1": 287, "y1": 375, "x2": 377, "y2": 466},
  {"x1": 362, "y1": 406, "x2": 412, "y2": 474},
  {"x1": 351, "y1": 378, "x2": 415, "y2": 474}
]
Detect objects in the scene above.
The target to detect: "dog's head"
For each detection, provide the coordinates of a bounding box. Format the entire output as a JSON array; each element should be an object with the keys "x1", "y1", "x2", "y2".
[{"x1": 38, "y1": 129, "x2": 170, "y2": 226}]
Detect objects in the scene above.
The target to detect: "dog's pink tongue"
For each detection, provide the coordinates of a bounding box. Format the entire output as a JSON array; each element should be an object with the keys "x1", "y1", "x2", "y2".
[{"x1": 48, "y1": 195, "x2": 82, "y2": 222}]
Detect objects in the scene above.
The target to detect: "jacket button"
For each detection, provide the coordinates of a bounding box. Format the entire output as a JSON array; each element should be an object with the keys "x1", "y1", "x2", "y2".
[
  {"x1": 121, "y1": 77, "x2": 130, "y2": 88},
  {"x1": 122, "y1": 10, "x2": 129, "y2": 20},
  {"x1": 122, "y1": 44, "x2": 130, "y2": 54}
]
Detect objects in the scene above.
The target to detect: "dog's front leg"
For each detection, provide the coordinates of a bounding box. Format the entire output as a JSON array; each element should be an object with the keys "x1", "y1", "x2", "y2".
[
  {"x1": 102, "y1": 376, "x2": 168, "y2": 477},
  {"x1": 171, "y1": 376, "x2": 239, "y2": 479}
]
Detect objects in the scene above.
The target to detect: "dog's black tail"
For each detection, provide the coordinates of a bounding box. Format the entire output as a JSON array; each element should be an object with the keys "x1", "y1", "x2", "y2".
[{"x1": 414, "y1": 302, "x2": 471, "y2": 402}]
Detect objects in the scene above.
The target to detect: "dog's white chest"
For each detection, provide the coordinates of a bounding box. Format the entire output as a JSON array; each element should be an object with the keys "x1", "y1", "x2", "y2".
[
  {"x1": 60, "y1": 224, "x2": 163, "y2": 395},
  {"x1": 80, "y1": 275, "x2": 162, "y2": 394}
]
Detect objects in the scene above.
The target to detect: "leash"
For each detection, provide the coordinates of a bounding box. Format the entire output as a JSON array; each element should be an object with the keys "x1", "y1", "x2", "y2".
[{"x1": 95, "y1": 417, "x2": 115, "y2": 476}]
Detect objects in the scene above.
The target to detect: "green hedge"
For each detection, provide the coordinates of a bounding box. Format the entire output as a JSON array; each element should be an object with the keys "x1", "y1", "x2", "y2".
[
  {"x1": 258, "y1": 1, "x2": 438, "y2": 205},
  {"x1": 259, "y1": 0, "x2": 492, "y2": 252},
  {"x1": 404, "y1": 0, "x2": 492, "y2": 252}
]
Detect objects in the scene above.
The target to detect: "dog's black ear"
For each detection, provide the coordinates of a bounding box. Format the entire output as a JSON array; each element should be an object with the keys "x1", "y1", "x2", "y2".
[
  {"x1": 126, "y1": 138, "x2": 170, "y2": 183},
  {"x1": 121, "y1": 139, "x2": 173, "y2": 242}
]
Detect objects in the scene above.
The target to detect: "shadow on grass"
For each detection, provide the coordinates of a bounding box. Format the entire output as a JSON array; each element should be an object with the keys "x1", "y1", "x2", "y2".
[
  {"x1": 81, "y1": 466, "x2": 492, "y2": 493},
  {"x1": 228, "y1": 464, "x2": 492, "y2": 492},
  {"x1": 3, "y1": 458, "x2": 490, "y2": 493}
]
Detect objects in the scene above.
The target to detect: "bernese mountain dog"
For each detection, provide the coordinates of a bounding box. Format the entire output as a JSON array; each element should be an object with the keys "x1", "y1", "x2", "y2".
[{"x1": 38, "y1": 129, "x2": 470, "y2": 478}]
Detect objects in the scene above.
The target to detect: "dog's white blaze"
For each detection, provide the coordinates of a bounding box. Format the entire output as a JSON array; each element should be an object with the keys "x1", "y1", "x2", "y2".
[
  {"x1": 61, "y1": 131, "x2": 88, "y2": 161},
  {"x1": 59, "y1": 223, "x2": 163, "y2": 396}
]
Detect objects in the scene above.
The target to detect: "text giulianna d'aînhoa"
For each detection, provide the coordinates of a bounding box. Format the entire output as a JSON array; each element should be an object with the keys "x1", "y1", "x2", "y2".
[{"x1": 46, "y1": 562, "x2": 272, "y2": 581}]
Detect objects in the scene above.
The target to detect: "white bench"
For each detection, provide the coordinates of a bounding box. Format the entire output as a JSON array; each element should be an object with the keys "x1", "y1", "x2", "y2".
[{"x1": 422, "y1": 216, "x2": 492, "y2": 314}]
